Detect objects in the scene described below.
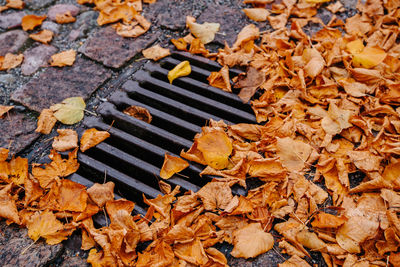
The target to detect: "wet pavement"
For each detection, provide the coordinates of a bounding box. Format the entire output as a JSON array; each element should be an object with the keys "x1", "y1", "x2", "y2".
[{"x1": 0, "y1": 0, "x2": 355, "y2": 265}]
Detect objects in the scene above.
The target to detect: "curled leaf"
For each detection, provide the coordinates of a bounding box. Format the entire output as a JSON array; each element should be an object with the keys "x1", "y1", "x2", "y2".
[
  {"x1": 0, "y1": 105, "x2": 13, "y2": 118},
  {"x1": 167, "y1": 60, "x2": 191, "y2": 84},
  {"x1": 35, "y1": 109, "x2": 57, "y2": 134},
  {"x1": 243, "y1": 8, "x2": 269, "y2": 22},
  {"x1": 123, "y1": 105, "x2": 152, "y2": 123}
]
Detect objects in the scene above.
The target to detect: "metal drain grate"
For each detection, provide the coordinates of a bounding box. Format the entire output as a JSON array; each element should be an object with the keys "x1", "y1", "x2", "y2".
[{"x1": 69, "y1": 51, "x2": 257, "y2": 218}]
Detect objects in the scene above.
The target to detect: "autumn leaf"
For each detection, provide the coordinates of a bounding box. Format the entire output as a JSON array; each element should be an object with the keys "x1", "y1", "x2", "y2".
[
  {"x1": 197, "y1": 182, "x2": 233, "y2": 211},
  {"x1": 186, "y1": 16, "x2": 220, "y2": 44},
  {"x1": 29, "y1": 29, "x2": 53, "y2": 44},
  {"x1": 0, "y1": 53, "x2": 23, "y2": 70},
  {"x1": 6, "y1": 0, "x2": 24, "y2": 9},
  {"x1": 142, "y1": 44, "x2": 171, "y2": 61},
  {"x1": 0, "y1": 105, "x2": 13, "y2": 118},
  {"x1": 171, "y1": 38, "x2": 187, "y2": 51},
  {"x1": 231, "y1": 223, "x2": 274, "y2": 258},
  {"x1": 35, "y1": 109, "x2": 57, "y2": 134},
  {"x1": 160, "y1": 153, "x2": 189, "y2": 179},
  {"x1": 197, "y1": 130, "x2": 232, "y2": 170},
  {"x1": 0, "y1": 156, "x2": 28, "y2": 185},
  {"x1": 167, "y1": 60, "x2": 191, "y2": 84},
  {"x1": 276, "y1": 137, "x2": 315, "y2": 172},
  {"x1": 50, "y1": 49, "x2": 76, "y2": 67},
  {"x1": 0, "y1": 184, "x2": 20, "y2": 224},
  {"x1": 207, "y1": 65, "x2": 231, "y2": 93},
  {"x1": 27, "y1": 210, "x2": 70, "y2": 244},
  {"x1": 243, "y1": 8, "x2": 269, "y2": 22},
  {"x1": 21, "y1": 14, "x2": 46, "y2": 31},
  {"x1": 55, "y1": 11, "x2": 76, "y2": 24},
  {"x1": 87, "y1": 182, "x2": 114, "y2": 208},
  {"x1": 353, "y1": 47, "x2": 387, "y2": 69},
  {"x1": 0, "y1": 148, "x2": 8, "y2": 161},
  {"x1": 123, "y1": 105, "x2": 152, "y2": 123},
  {"x1": 52, "y1": 129, "x2": 78, "y2": 151},
  {"x1": 50, "y1": 97, "x2": 86, "y2": 125},
  {"x1": 80, "y1": 128, "x2": 110, "y2": 152},
  {"x1": 311, "y1": 212, "x2": 347, "y2": 228}
]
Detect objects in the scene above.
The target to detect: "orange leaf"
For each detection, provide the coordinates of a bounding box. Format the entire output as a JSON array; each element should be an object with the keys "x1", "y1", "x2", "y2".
[
  {"x1": 0, "y1": 105, "x2": 13, "y2": 118},
  {"x1": 50, "y1": 49, "x2": 76, "y2": 67},
  {"x1": 142, "y1": 44, "x2": 171, "y2": 61},
  {"x1": 29, "y1": 29, "x2": 53, "y2": 44},
  {"x1": 35, "y1": 109, "x2": 57, "y2": 134},
  {"x1": 197, "y1": 182, "x2": 233, "y2": 211},
  {"x1": 55, "y1": 11, "x2": 76, "y2": 24},
  {"x1": 207, "y1": 65, "x2": 231, "y2": 92},
  {"x1": 243, "y1": 8, "x2": 269, "y2": 22},
  {"x1": 32, "y1": 149, "x2": 79, "y2": 188},
  {"x1": 0, "y1": 184, "x2": 20, "y2": 224},
  {"x1": 231, "y1": 223, "x2": 274, "y2": 258},
  {"x1": 52, "y1": 129, "x2": 78, "y2": 152},
  {"x1": 0, "y1": 148, "x2": 8, "y2": 161},
  {"x1": 80, "y1": 128, "x2": 110, "y2": 152},
  {"x1": 160, "y1": 153, "x2": 189, "y2": 179},
  {"x1": 0, "y1": 53, "x2": 23, "y2": 70},
  {"x1": 21, "y1": 14, "x2": 46, "y2": 31},
  {"x1": 197, "y1": 130, "x2": 232, "y2": 170},
  {"x1": 0, "y1": 156, "x2": 28, "y2": 185},
  {"x1": 87, "y1": 182, "x2": 115, "y2": 208},
  {"x1": 27, "y1": 210, "x2": 70, "y2": 244},
  {"x1": 6, "y1": 0, "x2": 24, "y2": 9},
  {"x1": 171, "y1": 38, "x2": 187, "y2": 51}
]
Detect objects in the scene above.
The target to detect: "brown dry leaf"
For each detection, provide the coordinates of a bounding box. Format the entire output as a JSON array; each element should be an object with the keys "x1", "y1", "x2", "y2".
[
  {"x1": 80, "y1": 128, "x2": 110, "y2": 152},
  {"x1": 105, "y1": 198, "x2": 135, "y2": 221},
  {"x1": 55, "y1": 11, "x2": 76, "y2": 24},
  {"x1": 0, "y1": 156, "x2": 28, "y2": 185},
  {"x1": 207, "y1": 65, "x2": 231, "y2": 92},
  {"x1": 32, "y1": 149, "x2": 79, "y2": 188},
  {"x1": 0, "y1": 53, "x2": 23, "y2": 70},
  {"x1": 97, "y1": 2, "x2": 136, "y2": 26},
  {"x1": 302, "y1": 48, "x2": 325, "y2": 78},
  {"x1": 168, "y1": 60, "x2": 191, "y2": 84},
  {"x1": 29, "y1": 29, "x2": 53, "y2": 44},
  {"x1": 279, "y1": 255, "x2": 312, "y2": 267},
  {"x1": 112, "y1": 14, "x2": 151, "y2": 38},
  {"x1": 197, "y1": 182, "x2": 233, "y2": 211},
  {"x1": 174, "y1": 238, "x2": 209, "y2": 265},
  {"x1": 24, "y1": 174, "x2": 44, "y2": 207},
  {"x1": 232, "y1": 24, "x2": 259, "y2": 49},
  {"x1": 52, "y1": 129, "x2": 78, "y2": 152},
  {"x1": 0, "y1": 184, "x2": 20, "y2": 224},
  {"x1": 136, "y1": 240, "x2": 174, "y2": 267},
  {"x1": 6, "y1": 0, "x2": 24, "y2": 9},
  {"x1": 36, "y1": 109, "x2": 57, "y2": 134},
  {"x1": 321, "y1": 102, "x2": 352, "y2": 136},
  {"x1": 142, "y1": 44, "x2": 171, "y2": 61},
  {"x1": 296, "y1": 229, "x2": 327, "y2": 251},
  {"x1": 186, "y1": 16, "x2": 220, "y2": 44},
  {"x1": 50, "y1": 49, "x2": 76, "y2": 67},
  {"x1": 311, "y1": 212, "x2": 347, "y2": 228},
  {"x1": 123, "y1": 105, "x2": 152, "y2": 123},
  {"x1": 0, "y1": 105, "x2": 13, "y2": 118},
  {"x1": 276, "y1": 137, "x2": 316, "y2": 172},
  {"x1": 159, "y1": 153, "x2": 189, "y2": 179},
  {"x1": 27, "y1": 210, "x2": 71, "y2": 244},
  {"x1": 326, "y1": 1, "x2": 344, "y2": 13},
  {"x1": 197, "y1": 130, "x2": 232, "y2": 170},
  {"x1": 243, "y1": 8, "x2": 269, "y2": 22},
  {"x1": 55, "y1": 179, "x2": 88, "y2": 212},
  {"x1": 234, "y1": 67, "x2": 265, "y2": 102},
  {"x1": 231, "y1": 223, "x2": 274, "y2": 258},
  {"x1": 21, "y1": 14, "x2": 46, "y2": 31}
]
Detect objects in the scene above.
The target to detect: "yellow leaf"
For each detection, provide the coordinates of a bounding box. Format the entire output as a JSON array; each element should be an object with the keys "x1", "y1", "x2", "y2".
[
  {"x1": 160, "y1": 153, "x2": 189, "y2": 179},
  {"x1": 167, "y1": 60, "x2": 191, "y2": 84},
  {"x1": 50, "y1": 97, "x2": 86, "y2": 125},
  {"x1": 197, "y1": 130, "x2": 232, "y2": 170},
  {"x1": 353, "y1": 47, "x2": 387, "y2": 69},
  {"x1": 346, "y1": 39, "x2": 364, "y2": 54}
]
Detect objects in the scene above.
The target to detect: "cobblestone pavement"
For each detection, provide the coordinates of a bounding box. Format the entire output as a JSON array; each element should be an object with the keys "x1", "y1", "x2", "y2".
[{"x1": 0, "y1": 0, "x2": 356, "y2": 265}]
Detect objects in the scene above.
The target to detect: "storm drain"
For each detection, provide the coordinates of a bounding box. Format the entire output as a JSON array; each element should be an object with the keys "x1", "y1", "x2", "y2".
[{"x1": 70, "y1": 51, "x2": 257, "y2": 219}]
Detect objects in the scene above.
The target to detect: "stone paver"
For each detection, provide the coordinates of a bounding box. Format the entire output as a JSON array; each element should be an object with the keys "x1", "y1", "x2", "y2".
[
  {"x1": 25, "y1": 0, "x2": 55, "y2": 10},
  {"x1": 48, "y1": 4, "x2": 80, "y2": 21},
  {"x1": 0, "y1": 30, "x2": 28, "y2": 56},
  {"x1": 0, "y1": 111, "x2": 39, "y2": 155},
  {"x1": 78, "y1": 26, "x2": 159, "y2": 68},
  {"x1": 0, "y1": 11, "x2": 26, "y2": 30},
  {"x1": 11, "y1": 57, "x2": 111, "y2": 112},
  {"x1": 41, "y1": 21, "x2": 61, "y2": 34},
  {"x1": 0, "y1": 222, "x2": 63, "y2": 267},
  {"x1": 21, "y1": 44, "x2": 58, "y2": 75},
  {"x1": 197, "y1": 4, "x2": 247, "y2": 46}
]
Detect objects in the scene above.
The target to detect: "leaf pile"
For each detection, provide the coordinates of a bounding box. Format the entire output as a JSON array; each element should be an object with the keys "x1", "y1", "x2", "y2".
[{"x1": 166, "y1": 0, "x2": 400, "y2": 266}]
